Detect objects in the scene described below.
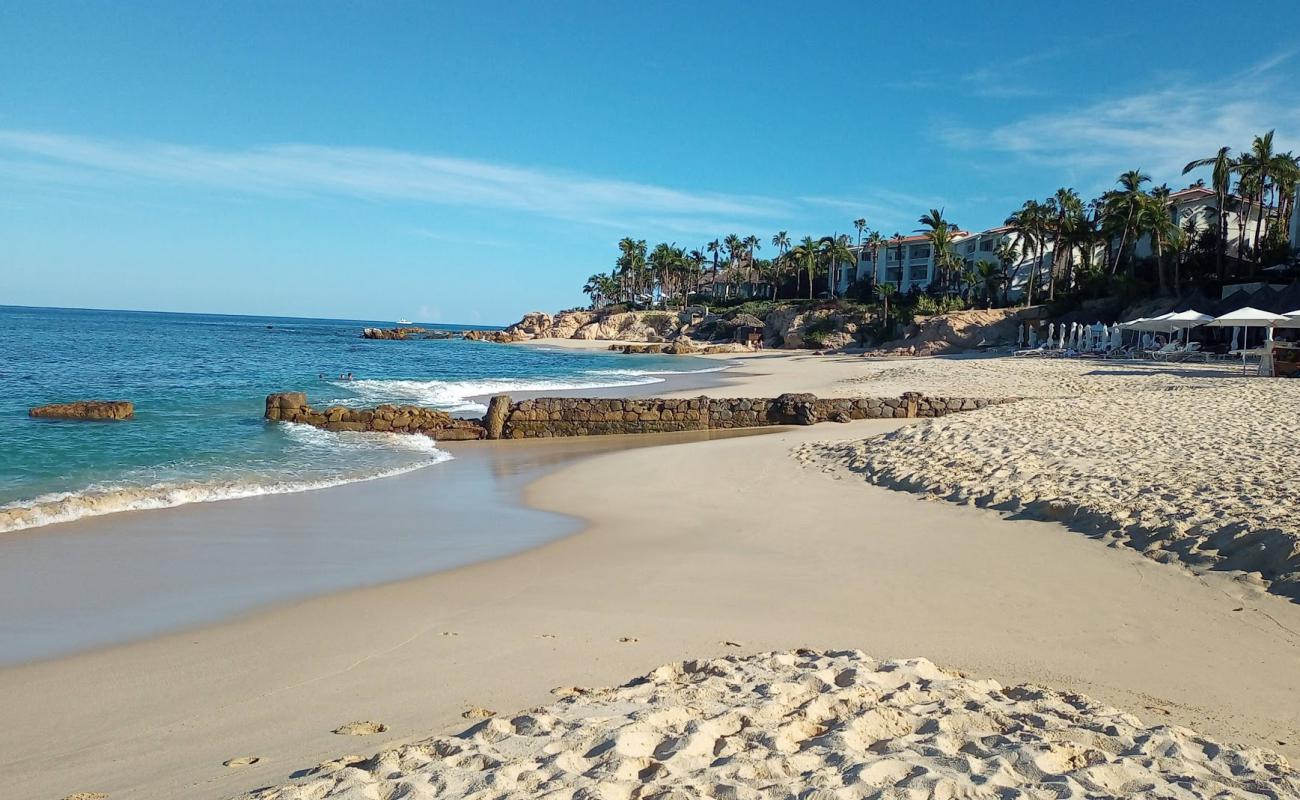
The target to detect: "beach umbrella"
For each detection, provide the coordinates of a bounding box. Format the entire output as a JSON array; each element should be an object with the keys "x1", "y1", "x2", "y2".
[
  {"x1": 1274, "y1": 309, "x2": 1300, "y2": 329},
  {"x1": 1164, "y1": 309, "x2": 1213, "y2": 341},
  {"x1": 1205, "y1": 307, "x2": 1288, "y2": 374}
]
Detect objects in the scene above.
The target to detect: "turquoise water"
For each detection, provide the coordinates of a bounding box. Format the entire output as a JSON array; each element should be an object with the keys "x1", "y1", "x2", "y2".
[{"x1": 2, "y1": 305, "x2": 721, "y2": 532}]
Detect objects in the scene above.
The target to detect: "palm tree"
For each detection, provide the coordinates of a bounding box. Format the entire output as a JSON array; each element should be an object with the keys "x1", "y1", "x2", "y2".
[
  {"x1": 789, "y1": 236, "x2": 821, "y2": 299},
  {"x1": 1240, "y1": 130, "x2": 1277, "y2": 259},
  {"x1": 852, "y1": 218, "x2": 867, "y2": 286},
  {"x1": 743, "y1": 234, "x2": 762, "y2": 291},
  {"x1": 876, "y1": 281, "x2": 896, "y2": 338},
  {"x1": 865, "y1": 230, "x2": 885, "y2": 288},
  {"x1": 705, "y1": 239, "x2": 722, "y2": 298},
  {"x1": 819, "y1": 235, "x2": 855, "y2": 299},
  {"x1": 975, "y1": 260, "x2": 1001, "y2": 307},
  {"x1": 1045, "y1": 188, "x2": 1082, "y2": 299},
  {"x1": 1138, "y1": 186, "x2": 1179, "y2": 295},
  {"x1": 686, "y1": 249, "x2": 707, "y2": 303},
  {"x1": 1183, "y1": 146, "x2": 1236, "y2": 279},
  {"x1": 993, "y1": 241, "x2": 1019, "y2": 306},
  {"x1": 1104, "y1": 169, "x2": 1151, "y2": 276},
  {"x1": 916, "y1": 208, "x2": 958, "y2": 293},
  {"x1": 1005, "y1": 201, "x2": 1047, "y2": 306}
]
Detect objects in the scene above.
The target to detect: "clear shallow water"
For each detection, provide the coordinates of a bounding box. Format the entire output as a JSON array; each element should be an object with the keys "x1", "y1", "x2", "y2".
[{"x1": 1, "y1": 305, "x2": 722, "y2": 532}]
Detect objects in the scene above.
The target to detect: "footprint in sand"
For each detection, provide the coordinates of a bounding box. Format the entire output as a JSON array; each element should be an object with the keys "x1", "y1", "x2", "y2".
[
  {"x1": 618, "y1": 636, "x2": 639, "y2": 643},
  {"x1": 462, "y1": 707, "x2": 496, "y2": 720},
  {"x1": 223, "y1": 756, "x2": 261, "y2": 767},
  {"x1": 62, "y1": 794, "x2": 107, "y2": 800},
  {"x1": 332, "y1": 721, "x2": 388, "y2": 736},
  {"x1": 538, "y1": 633, "x2": 557, "y2": 639},
  {"x1": 440, "y1": 631, "x2": 459, "y2": 637},
  {"x1": 720, "y1": 640, "x2": 744, "y2": 648}
]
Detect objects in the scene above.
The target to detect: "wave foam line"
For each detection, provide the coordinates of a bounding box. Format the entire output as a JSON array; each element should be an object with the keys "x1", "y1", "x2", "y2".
[{"x1": 0, "y1": 428, "x2": 452, "y2": 534}]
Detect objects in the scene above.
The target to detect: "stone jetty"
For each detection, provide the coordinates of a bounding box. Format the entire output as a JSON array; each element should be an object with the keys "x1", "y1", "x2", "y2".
[{"x1": 264, "y1": 392, "x2": 1014, "y2": 441}]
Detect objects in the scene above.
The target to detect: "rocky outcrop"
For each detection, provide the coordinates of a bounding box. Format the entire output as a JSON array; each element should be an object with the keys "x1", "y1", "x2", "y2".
[
  {"x1": 463, "y1": 329, "x2": 519, "y2": 344},
  {"x1": 29, "y1": 400, "x2": 134, "y2": 420},
  {"x1": 608, "y1": 341, "x2": 750, "y2": 356},
  {"x1": 870, "y1": 308, "x2": 1036, "y2": 356},
  {"x1": 362, "y1": 327, "x2": 428, "y2": 340},
  {"x1": 264, "y1": 393, "x2": 486, "y2": 440}
]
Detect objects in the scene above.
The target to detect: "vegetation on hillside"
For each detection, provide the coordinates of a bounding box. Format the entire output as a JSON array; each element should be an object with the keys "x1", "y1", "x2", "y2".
[{"x1": 580, "y1": 129, "x2": 1300, "y2": 325}]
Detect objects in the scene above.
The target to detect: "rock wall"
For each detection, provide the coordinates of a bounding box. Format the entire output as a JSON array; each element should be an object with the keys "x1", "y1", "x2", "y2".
[
  {"x1": 498, "y1": 393, "x2": 1014, "y2": 438},
  {"x1": 264, "y1": 393, "x2": 486, "y2": 440},
  {"x1": 265, "y1": 392, "x2": 1014, "y2": 441}
]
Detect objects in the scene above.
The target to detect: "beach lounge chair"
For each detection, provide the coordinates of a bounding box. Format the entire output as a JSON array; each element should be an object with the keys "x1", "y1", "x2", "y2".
[{"x1": 1153, "y1": 342, "x2": 1199, "y2": 361}]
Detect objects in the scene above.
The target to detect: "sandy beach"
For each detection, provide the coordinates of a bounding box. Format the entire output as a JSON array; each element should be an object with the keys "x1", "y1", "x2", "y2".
[{"x1": 3, "y1": 349, "x2": 1299, "y2": 799}]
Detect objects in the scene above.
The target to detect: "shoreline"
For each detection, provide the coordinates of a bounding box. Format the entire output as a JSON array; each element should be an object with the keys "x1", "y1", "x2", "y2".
[{"x1": 3, "y1": 420, "x2": 1298, "y2": 799}]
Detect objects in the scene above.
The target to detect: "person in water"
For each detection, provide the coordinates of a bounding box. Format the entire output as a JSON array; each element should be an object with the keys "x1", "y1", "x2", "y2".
[{"x1": 346, "y1": 372, "x2": 354, "y2": 381}]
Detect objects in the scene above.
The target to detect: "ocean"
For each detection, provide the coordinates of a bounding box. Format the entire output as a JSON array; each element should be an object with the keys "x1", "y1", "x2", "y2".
[{"x1": 2, "y1": 305, "x2": 724, "y2": 533}]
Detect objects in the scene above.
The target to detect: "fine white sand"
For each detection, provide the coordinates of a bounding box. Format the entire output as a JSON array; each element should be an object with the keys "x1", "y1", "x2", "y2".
[
  {"x1": 241, "y1": 649, "x2": 1300, "y2": 799},
  {"x1": 5, "y1": 351, "x2": 1300, "y2": 800},
  {"x1": 804, "y1": 357, "x2": 1300, "y2": 599}
]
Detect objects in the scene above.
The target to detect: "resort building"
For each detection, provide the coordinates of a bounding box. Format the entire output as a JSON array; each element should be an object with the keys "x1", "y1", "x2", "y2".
[
  {"x1": 841, "y1": 226, "x2": 1049, "y2": 299},
  {"x1": 1131, "y1": 186, "x2": 1266, "y2": 260}
]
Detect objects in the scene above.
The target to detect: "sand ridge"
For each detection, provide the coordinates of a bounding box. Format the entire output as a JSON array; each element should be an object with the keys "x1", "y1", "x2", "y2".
[
  {"x1": 238, "y1": 649, "x2": 1300, "y2": 799},
  {"x1": 805, "y1": 357, "x2": 1300, "y2": 600}
]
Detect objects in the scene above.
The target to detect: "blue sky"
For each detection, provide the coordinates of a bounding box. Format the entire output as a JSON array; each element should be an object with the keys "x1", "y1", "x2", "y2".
[{"x1": 3, "y1": 1, "x2": 1299, "y2": 324}]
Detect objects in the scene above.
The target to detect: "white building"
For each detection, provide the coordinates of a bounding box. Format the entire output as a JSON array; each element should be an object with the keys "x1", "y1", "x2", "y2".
[
  {"x1": 1132, "y1": 186, "x2": 1265, "y2": 260},
  {"x1": 839, "y1": 226, "x2": 1048, "y2": 299}
]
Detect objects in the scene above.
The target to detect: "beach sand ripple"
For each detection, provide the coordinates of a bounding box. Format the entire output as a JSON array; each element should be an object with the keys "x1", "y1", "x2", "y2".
[
  {"x1": 814, "y1": 358, "x2": 1300, "y2": 600},
  {"x1": 236, "y1": 649, "x2": 1298, "y2": 799}
]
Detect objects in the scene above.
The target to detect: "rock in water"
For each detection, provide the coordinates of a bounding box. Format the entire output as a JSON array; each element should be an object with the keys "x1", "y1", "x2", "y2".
[{"x1": 29, "y1": 401, "x2": 134, "y2": 420}]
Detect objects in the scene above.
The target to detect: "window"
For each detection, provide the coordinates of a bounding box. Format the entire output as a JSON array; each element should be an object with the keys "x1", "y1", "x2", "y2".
[
  {"x1": 980, "y1": 239, "x2": 993, "y2": 252},
  {"x1": 886, "y1": 249, "x2": 902, "y2": 262},
  {"x1": 964, "y1": 242, "x2": 975, "y2": 254},
  {"x1": 909, "y1": 264, "x2": 930, "y2": 282},
  {"x1": 909, "y1": 245, "x2": 930, "y2": 259},
  {"x1": 885, "y1": 266, "x2": 903, "y2": 283}
]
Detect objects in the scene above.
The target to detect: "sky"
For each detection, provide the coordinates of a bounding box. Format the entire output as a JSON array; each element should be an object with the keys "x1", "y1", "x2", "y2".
[{"x1": 3, "y1": 1, "x2": 1300, "y2": 324}]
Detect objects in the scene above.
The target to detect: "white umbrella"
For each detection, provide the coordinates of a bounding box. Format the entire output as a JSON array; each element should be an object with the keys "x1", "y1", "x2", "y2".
[
  {"x1": 1273, "y1": 309, "x2": 1300, "y2": 329},
  {"x1": 1205, "y1": 307, "x2": 1288, "y2": 375},
  {"x1": 1164, "y1": 309, "x2": 1213, "y2": 342}
]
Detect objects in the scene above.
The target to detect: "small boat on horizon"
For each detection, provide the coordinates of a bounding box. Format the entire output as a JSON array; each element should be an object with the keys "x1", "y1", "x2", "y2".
[{"x1": 396, "y1": 318, "x2": 413, "y2": 325}]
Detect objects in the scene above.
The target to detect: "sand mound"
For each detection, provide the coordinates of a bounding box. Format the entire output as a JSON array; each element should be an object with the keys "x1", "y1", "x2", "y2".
[
  {"x1": 870, "y1": 308, "x2": 1027, "y2": 356},
  {"x1": 812, "y1": 358, "x2": 1300, "y2": 599},
  {"x1": 236, "y1": 650, "x2": 1297, "y2": 799}
]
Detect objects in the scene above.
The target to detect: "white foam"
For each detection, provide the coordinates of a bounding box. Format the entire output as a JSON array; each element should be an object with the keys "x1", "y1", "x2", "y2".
[
  {"x1": 343, "y1": 376, "x2": 660, "y2": 414},
  {"x1": 0, "y1": 425, "x2": 452, "y2": 534}
]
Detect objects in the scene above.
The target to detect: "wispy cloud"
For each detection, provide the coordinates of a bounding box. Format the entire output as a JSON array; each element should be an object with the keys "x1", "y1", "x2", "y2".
[
  {"x1": 799, "y1": 189, "x2": 954, "y2": 232},
  {"x1": 0, "y1": 130, "x2": 796, "y2": 232},
  {"x1": 938, "y1": 52, "x2": 1300, "y2": 188}
]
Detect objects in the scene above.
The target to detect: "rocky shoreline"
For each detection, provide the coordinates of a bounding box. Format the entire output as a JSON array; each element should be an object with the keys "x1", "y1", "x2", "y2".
[{"x1": 463, "y1": 304, "x2": 1037, "y2": 355}]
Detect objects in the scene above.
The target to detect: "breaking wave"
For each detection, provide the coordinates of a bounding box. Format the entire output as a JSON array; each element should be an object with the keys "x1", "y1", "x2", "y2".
[
  {"x1": 342, "y1": 364, "x2": 732, "y2": 414},
  {"x1": 0, "y1": 424, "x2": 452, "y2": 534}
]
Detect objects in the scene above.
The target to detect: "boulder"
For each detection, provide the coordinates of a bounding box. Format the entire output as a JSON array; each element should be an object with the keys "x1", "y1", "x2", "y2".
[
  {"x1": 362, "y1": 327, "x2": 427, "y2": 340},
  {"x1": 29, "y1": 400, "x2": 134, "y2": 421},
  {"x1": 774, "y1": 393, "x2": 819, "y2": 425},
  {"x1": 666, "y1": 337, "x2": 698, "y2": 355},
  {"x1": 484, "y1": 395, "x2": 511, "y2": 440}
]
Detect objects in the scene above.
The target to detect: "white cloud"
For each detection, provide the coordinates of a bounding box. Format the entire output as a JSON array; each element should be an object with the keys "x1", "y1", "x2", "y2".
[
  {"x1": 939, "y1": 52, "x2": 1300, "y2": 190},
  {"x1": 0, "y1": 130, "x2": 795, "y2": 232}
]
